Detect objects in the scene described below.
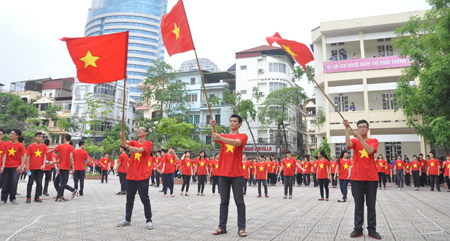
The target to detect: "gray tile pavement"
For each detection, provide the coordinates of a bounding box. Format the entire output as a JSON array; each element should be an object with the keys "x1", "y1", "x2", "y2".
[{"x1": 1, "y1": 176, "x2": 449, "y2": 240}]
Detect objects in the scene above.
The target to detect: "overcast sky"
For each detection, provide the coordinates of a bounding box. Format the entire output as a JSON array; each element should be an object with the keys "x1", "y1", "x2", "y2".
[{"x1": 0, "y1": 0, "x2": 430, "y2": 96}]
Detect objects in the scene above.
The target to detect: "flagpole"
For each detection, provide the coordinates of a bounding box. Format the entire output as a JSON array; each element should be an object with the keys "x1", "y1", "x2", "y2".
[
  {"x1": 121, "y1": 78, "x2": 127, "y2": 141},
  {"x1": 303, "y1": 67, "x2": 354, "y2": 132},
  {"x1": 193, "y1": 49, "x2": 217, "y2": 133}
]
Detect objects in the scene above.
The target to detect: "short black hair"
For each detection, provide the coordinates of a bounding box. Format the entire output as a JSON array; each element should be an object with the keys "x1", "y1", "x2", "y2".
[
  {"x1": 161, "y1": 149, "x2": 167, "y2": 153},
  {"x1": 44, "y1": 139, "x2": 50, "y2": 146},
  {"x1": 260, "y1": 155, "x2": 265, "y2": 159},
  {"x1": 12, "y1": 129, "x2": 22, "y2": 137},
  {"x1": 184, "y1": 151, "x2": 190, "y2": 154},
  {"x1": 168, "y1": 146, "x2": 174, "y2": 150},
  {"x1": 413, "y1": 155, "x2": 417, "y2": 158},
  {"x1": 120, "y1": 146, "x2": 126, "y2": 150},
  {"x1": 156, "y1": 150, "x2": 161, "y2": 154},
  {"x1": 285, "y1": 150, "x2": 291, "y2": 154},
  {"x1": 18, "y1": 136, "x2": 24, "y2": 143},
  {"x1": 64, "y1": 134, "x2": 72, "y2": 141},
  {"x1": 69, "y1": 141, "x2": 73, "y2": 146},
  {"x1": 79, "y1": 141, "x2": 85, "y2": 146},
  {"x1": 0, "y1": 128, "x2": 5, "y2": 134},
  {"x1": 35, "y1": 132, "x2": 43, "y2": 137},
  {"x1": 356, "y1": 119, "x2": 369, "y2": 128},
  {"x1": 230, "y1": 114, "x2": 243, "y2": 123}
]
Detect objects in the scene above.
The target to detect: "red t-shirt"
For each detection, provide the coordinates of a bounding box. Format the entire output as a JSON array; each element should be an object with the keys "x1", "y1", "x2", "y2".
[
  {"x1": 266, "y1": 161, "x2": 274, "y2": 174},
  {"x1": 376, "y1": 159, "x2": 386, "y2": 173},
  {"x1": 349, "y1": 138, "x2": 379, "y2": 181},
  {"x1": 385, "y1": 163, "x2": 391, "y2": 175},
  {"x1": 117, "y1": 152, "x2": 128, "y2": 173},
  {"x1": 27, "y1": 143, "x2": 48, "y2": 170},
  {"x1": 181, "y1": 158, "x2": 193, "y2": 175},
  {"x1": 312, "y1": 160, "x2": 317, "y2": 174},
  {"x1": 316, "y1": 159, "x2": 329, "y2": 179},
  {"x1": 54, "y1": 143, "x2": 74, "y2": 170},
  {"x1": 210, "y1": 159, "x2": 219, "y2": 176},
  {"x1": 404, "y1": 163, "x2": 411, "y2": 174},
  {"x1": 427, "y1": 158, "x2": 440, "y2": 175},
  {"x1": 242, "y1": 160, "x2": 250, "y2": 179},
  {"x1": 330, "y1": 162, "x2": 337, "y2": 174},
  {"x1": 175, "y1": 160, "x2": 182, "y2": 171},
  {"x1": 338, "y1": 158, "x2": 352, "y2": 179},
  {"x1": 163, "y1": 153, "x2": 177, "y2": 174},
  {"x1": 100, "y1": 158, "x2": 110, "y2": 171},
  {"x1": 394, "y1": 160, "x2": 405, "y2": 170},
  {"x1": 444, "y1": 161, "x2": 450, "y2": 176},
  {"x1": 420, "y1": 159, "x2": 427, "y2": 172},
  {"x1": 44, "y1": 149, "x2": 56, "y2": 171},
  {"x1": 3, "y1": 141, "x2": 26, "y2": 168},
  {"x1": 216, "y1": 133, "x2": 248, "y2": 177},
  {"x1": 148, "y1": 156, "x2": 156, "y2": 170},
  {"x1": 155, "y1": 156, "x2": 163, "y2": 171},
  {"x1": 110, "y1": 160, "x2": 114, "y2": 167},
  {"x1": 296, "y1": 162, "x2": 304, "y2": 174},
  {"x1": 0, "y1": 141, "x2": 6, "y2": 166},
  {"x1": 282, "y1": 158, "x2": 297, "y2": 176},
  {"x1": 127, "y1": 140, "x2": 153, "y2": 181},
  {"x1": 73, "y1": 148, "x2": 89, "y2": 171},
  {"x1": 196, "y1": 158, "x2": 209, "y2": 175},
  {"x1": 255, "y1": 162, "x2": 267, "y2": 180},
  {"x1": 410, "y1": 160, "x2": 421, "y2": 171},
  {"x1": 439, "y1": 161, "x2": 444, "y2": 175},
  {"x1": 303, "y1": 162, "x2": 311, "y2": 174}
]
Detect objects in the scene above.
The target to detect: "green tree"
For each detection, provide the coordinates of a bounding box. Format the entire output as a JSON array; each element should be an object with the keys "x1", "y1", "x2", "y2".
[
  {"x1": 0, "y1": 93, "x2": 39, "y2": 130},
  {"x1": 317, "y1": 137, "x2": 331, "y2": 159},
  {"x1": 157, "y1": 117, "x2": 200, "y2": 151},
  {"x1": 83, "y1": 92, "x2": 113, "y2": 142},
  {"x1": 101, "y1": 122, "x2": 131, "y2": 156},
  {"x1": 57, "y1": 117, "x2": 82, "y2": 133},
  {"x1": 392, "y1": 0, "x2": 450, "y2": 150},
  {"x1": 134, "y1": 116, "x2": 166, "y2": 148}
]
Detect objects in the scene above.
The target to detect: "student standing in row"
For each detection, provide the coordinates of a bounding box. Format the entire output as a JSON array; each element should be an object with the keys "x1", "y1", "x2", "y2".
[
  {"x1": 116, "y1": 146, "x2": 128, "y2": 195},
  {"x1": 410, "y1": 155, "x2": 422, "y2": 191},
  {"x1": 254, "y1": 156, "x2": 268, "y2": 198},
  {"x1": 303, "y1": 157, "x2": 311, "y2": 186},
  {"x1": 51, "y1": 135, "x2": 76, "y2": 202},
  {"x1": 279, "y1": 151, "x2": 304, "y2": 199},
  {"x1": 210, "y1": 153, "x2": 220, "y2": 195},
  {"x1": 316, "y1": 150, "x2": 330, "y2": 201},
  {"x1": 242, "y1": 155, "x2": 250, "y2": 197},
  {"x1": 376, "y1": 154, "x2": 387, "y2": 190},
  {"x1": 336, "y1": 150, "x2": 351, "y2": 202},
  {"x1": 443, "y1": 156, "x2": 450, "y2": 192},
  {"x1": 25, "y1": 132, "x2": 47, "y2": 203},
  {"x1": 330, "y1": 156, "x2": 337, "y2": 188},
  {"x1": 427, "y1": 152, "x2": 441, "y2": 192},
  {"x1": 180, "y1": 151, "x2": 193, "y2": 196},
  {"x1": 42, "y1": 139, "x2": 56, "y2": 196},
  {"x1": 196, "y1": 151, "x2": 209, "y2": 196},
  {"x1": 161, "y1": 146, "x2": 177, "y2": 197},
  {"x1": 394, "y1": 155, "x2": 405, "y2": 190},
  {"x1": 73, "y1": 141, "x2": 89, "y2": 196}
]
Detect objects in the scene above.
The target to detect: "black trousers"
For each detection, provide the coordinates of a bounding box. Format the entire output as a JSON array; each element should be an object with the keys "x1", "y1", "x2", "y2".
[
  {"x1": 125, "y1": 178, "x2": 152, "y2": 223},
  {"x1": 318, "y1": 178, "x2": 329, "y2": 198},
  {"x1": 57, "y1": 170, "x2": 74, "y2": 198},
  {"x1": 118, "y1": 172, "x2": 127, "y2": 192},
  {"x1": 243, "y1": 178, "x2": 248, "y2": 195},
  {"x1": 26, "y1": 169, "x2": 44, "y2": 199},
  {"x1": 109, "y1": 167, "x2": 115, "y2": 175},
  {"x1": 312, "y1": 173, "x2": 318, "y2": 187},
  {"x1": 155, "y1": 171, "x2": 161, "y2": 186},
  {"x1": 218, "y1": 176, "x2": 246, "y2": 231},
  {"x1": 331, "y1": 173, "x2": 337, "y2": 187},
  {"x1": 181, "y1": 174, "x2": 191, "y2": 192},
  {"x1": 377, "y1": 172, "x2": 386, "y2": 188},
  {"x1": 351, "y1": 180, "x2": 378, "y2": 232},
  {"x1": 197, "y1": 174, "x2": 206, "y2": 193},
  {"x1": 303, "y1": 174, "x2": 311, "y2": 186},
  {"x1": 445, "y1": 176, "x2": 450, "y2": 190},
  {"x1": 412, "y1": 171, "x2": 420, "y2": 188},
  {"x1": 429, "y1": 175, "x2": 440, "y2": 191},
  {"x1": 73, "y1": 170, "x2": 85, "y2": 194},
  {"x1": 283, "y1": 175, "x2": 294, "y2": 195},
  {"x1": 296, "y1": 173, "x2": 303, "y2": 185},
  {"x1": 396, "y1": 170, "x2": 404, "y2": 188},
  {"x1": 386, "y1": 174, "x2": 391, "y2": 183},
  {"x1": 150, "y1": 170, "x2": 156, "y2": 185},
  {"x1": 43, "y1": 170, "x2": 52, "y2": 194},
  {"x1": 339, "y1": 179, "x2": 350, "y2": 200},
  {"x1": 257, "y1": 179, "x2": 267, "y2": 195},
  {"x1": 212, "y1": 175, "x2": 219, "y2": 194},
  {"x1": 405, "y1": 173, "x2": 411, "y2": 186},
  {"x1": 280, "y1": 171, "x2": 284, "y2": 184},
  {"x1": 1, "y1": 167, "x2": 19, "y2": 202},
  {"x1": 101, "y1": 170, "x2": 108, "y2": 183},
  {"x1": 421, "y1": 173, "x2": 428, "y2": 187},
  {"x1": 51, "y1": 168, "x2": 56, "y2": 181}
]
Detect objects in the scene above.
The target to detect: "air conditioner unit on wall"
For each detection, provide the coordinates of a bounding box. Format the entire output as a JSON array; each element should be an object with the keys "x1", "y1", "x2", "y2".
[
  {"x1": 258, "y1": 138, "x2": 263, "y2": 142},
  {"x1": 259, "y1": 92, "x2": 264, "y2": 97},
  {"x1": 258, "y1": 69, "x2": 264, "y2": 74}
]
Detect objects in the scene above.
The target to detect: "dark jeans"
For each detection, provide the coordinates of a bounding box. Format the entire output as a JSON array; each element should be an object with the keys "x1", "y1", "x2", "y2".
[
  {"x1": 445, "y1": 176, "x2": 450, "y2": 190},
  {"x1": 26, "y1": 169, "x2": 44, "y2": 199},
  {"x1": 412, "y1": 171, "x2": 420, "y2": 188},
  {"x1": 257, "y1": 179, "x2": 267, "y2": 195},
  {"x1": 377, "y1": 172, "x2": 386, "y2": 188},
  {"x1": 386, "y1": 174, "x2": 391, "y2": 183},
  {"x1": 118, "y1": 172, "x2": 127, "y2": 192},
  {"x1": 51, "y1": 168, "x2": 56, "y2": 181},
  {"x1": 218, "y1": 176, "x2": 245, "y2": 231},
  {"x1": 339, "y1": 179, "x2": 349, "y2": 199},
  {"x1": 181, "y1": 174, "x2": 191, "y2": 192},
  {"x1": 248, "y1": 173, "x2": 254, "y2": 186},
  {"x1": 405, "y1": 173, "x2": 411, "y2": 186},
  {"x1": 1, "y1": 167, "x2": 19, "y2": 202},
  {"x1": 303, "y1": 174, "x2": 311, "y2": 186},
  {"x1": 243, "y1": 178, "x2": 248, "y2": 195},
  {"x1": 331, "y1": 173, "x2": 337, "y2": 187},
  {"x1": 125, "y1": 178, "x2": 152, "y2": 223},
  {"x1": 270, "y1": 173, "x2": 277, "y2": 184},
  {"x1": 312, "y1": 173, "x2": 318, "y2": 187},
  {"x1": 396, "y1": 170, "x2": 404, "y2": 188},
  {"x1": 43, "y1": 170, "x2": 52, "y2": 194},
  {"x1": 57, "y1": 170, "x2": 74, "y2": 198},
  {"x1": 109, "y1": 167, "x2": 115, "y2": 175},
  {"x1": 429, "y1": 175, "x2": 440, "y2": 191},
  {"x1": 73, "y1": 170, "x2": 85, "y2": 194},
  {"x1": 150, "y1": 170, "x2": 156, "y2": 185},
  {"x1": 318, "y1": 178, "x2": 329, "y2": 198},
  {"x1": 155, "y1": 171, "x2": 161, "y2": 186},
  {"x1": 351, "y1": 180, "x2": 378, "y2": 232},
  {"x1": 197, "y1": 174, "x2": 206, "y2": 193},
  {"x1": 421, "y1": 173, "x2": 428, "y2": 187},
  {"x1": 283, "y1": 175, "x2": 294, "y2": 195},
  {"x1": 162, "y1": 173, "x2": 174, "y2": 195},
  {"x1": 212, "y1": 175, "x2": 219, "y2": 194},
  {"x1": 101, "y1": 170, "x2": 108, "y2": 183},
  {"x1": 296, "y1": 173, "x2": 303, "y2": 185}
]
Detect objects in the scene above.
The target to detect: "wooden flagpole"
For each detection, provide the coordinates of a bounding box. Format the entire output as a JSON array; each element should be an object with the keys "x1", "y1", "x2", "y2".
[
  {"x1": 121, "y1": 78, "x2": 127, "y2": 142},
  {"x1": 193, "y1": 49, "x2": 217, "y2": 133}
]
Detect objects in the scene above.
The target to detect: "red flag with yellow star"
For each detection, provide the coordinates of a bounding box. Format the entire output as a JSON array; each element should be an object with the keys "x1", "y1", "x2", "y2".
[
  {"x1": 266, "y1": 32, "x2": 314, "y2": 69},
  {"x1": 61, "y1": 31, "x2": 128, "y2": 83},
  {"x1": 161, "y1": 0, "x2": 195, "y2": 56}
]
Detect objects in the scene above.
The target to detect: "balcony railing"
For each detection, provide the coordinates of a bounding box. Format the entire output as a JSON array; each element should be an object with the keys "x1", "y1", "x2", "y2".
[{"x1": 323, "y1": 56, "x2": 411, "y2": 73}]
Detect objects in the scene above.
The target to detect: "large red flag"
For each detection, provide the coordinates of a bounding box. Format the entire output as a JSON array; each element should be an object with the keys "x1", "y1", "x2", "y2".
[
  {"x1": 61, "y1": 31, "x2": 128, "y2": 83},
  {"x1": 161, "y1": 0, "x2": 195, "y2": 56},
  {"x1": 266, "y1": 32, "x2": 314, "y2": 69}
]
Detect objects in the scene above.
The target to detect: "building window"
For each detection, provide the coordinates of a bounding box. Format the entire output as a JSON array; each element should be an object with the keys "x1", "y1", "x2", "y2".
[
  {"x1": 269, "y1": 63, "x2": 286, "y2": 73},
  {"x1": 240, "y1": 65, "x2": 247, "y2": 70},
  {"x1": 187, "y1": 94, "x2": 198, "y2": 102},
  {"x1": 240, "y1": 90, "x2": 247, "y2": 94},
  {"x1": 206, "y1": 135, "x2": 212, "y2": 145},
  {"x1": 385, "y1": 142, "x2": 402, "y2": 161},
  {"x1": 194, "y1": 115, "x2": 200, "y2": 124},
  {"x1": 382, "y1": 93, "x2": 396, "y2": 110},
  {"x1": 65, "y1": 102, "x2": 72, "y2": 110},
  {"x1": 94, "y1": 84, "x2": 116, "y2": 96},
  {"x1": 377, "y1": 45, "x2": 394, "y2": 57},
  {"x1": 269, "y1": 130, "x2": 276, "y2": 144},
  {"x1": 334, "y1": 95, "x2": 349, "y2": 112},
  {"x1": 335, "y1": 143, "x2": 347, "y2": 158},
  {"x1": 269, "y1": 82, "x2": 287, "y2": 93},
  {"x1": 215, "y1": 114, "x2": 221, "y2": 125},
  {"x1": 206, "y1": 115, "x2": 210, "y2": 125},
  {"x1": 40, "y1": 103, "x2": 49, "y2": 111},
  {"x1": 188, "y1": 115, "x2": 193, "y2": 124},
  {"x1": 190, "y1": 78, "x2": 196, "y2": 85}
]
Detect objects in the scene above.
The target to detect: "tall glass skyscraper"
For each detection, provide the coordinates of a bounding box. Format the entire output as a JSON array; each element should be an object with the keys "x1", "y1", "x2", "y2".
[{"x1": 85, "y1": 0, "x2": 168, "y2": 100}]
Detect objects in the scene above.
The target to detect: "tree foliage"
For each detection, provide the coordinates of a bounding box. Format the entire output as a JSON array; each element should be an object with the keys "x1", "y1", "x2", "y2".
[
  {"x1": 294, "y1": 65, "x2": 315, "y2": 83},
  {"x1": 0, "y1": 93, "x2": 39, "y2": 130},
  {"x1": 392, "y1": 0, "x2": 450, "y2": 148},
  {"x1": 157, "y1": 117, "x2": 200, "y2": 151}
]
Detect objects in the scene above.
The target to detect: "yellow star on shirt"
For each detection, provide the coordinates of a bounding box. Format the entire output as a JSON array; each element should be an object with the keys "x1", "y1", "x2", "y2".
[
  {"x1": 421, "y1": 162, "x2": 425, "y2": 166},
  {"x1": 314, "y1": 164, "x2": 317, "y2": 167},
  {"x1": 413, "y1": 164, "x2": 417, "y2": 168},
  {"x1": 200, "y1": 162, "x2": 205, "y2": 167},
  {"x1": 268, "y1": 164, "x2": 271, "y2": 167},
  {"x1": 225, "y1": 144, "x2": 234, "y2": 153},
  {"x1": 398, "y1": 163, "x2": 402, "y2": 167},
  {"x1": 8, "y1": 148, "x2": 17, "y2": 156},
  {"x1": 79, "y1": 50, "x2": 100, "y2": 69},
  {"x1": 286, "y1": 163, "x2": 292, "y2": 168},
  {"x1": 343, "y1": 163, "x2": 349, "y2": 169},
  {"x1": 172, "y1": 23, "x2": 180, "y2": 40},
  {"x1": 170, "y1": 159, "x2": 174, "y2": 164},
  {"x1": 215, "y1": 164, "x2": 219, "y2": 169},
  {"x1": 34, "y1": 149, "x2": 42, "y2": 157},
  {"x1": 259, "y1": 166, "x2": 264, "y2": 171},
  {"x1": 331, "y1": 164, "x2": 335, "y2": 167},
  {"x1": 134, "y1": 153, "x2": 142, "y2": 161},
  {"x1": 447, "y1": 164, "x2": 450, "y2": 169},
  {"x1": 359, "y1": 149, "x2": 369, "y2": 158},
  {"x1": 430, "y1": 162, "x2": 434, "y2": 166},
  {"x1": 243, "y1": 165, "x2": 247, "y2": 170},
  {"x1": 281, "y1": 45, "x2": 298, "y2": 58},
  {"x1": 186, "y1": 162, "x2": 191, "y2": 167},
  {"x1": 319, "y1": 164, "x2": 324, "y2": 169},
  {"x1": 385, "y1": 166, "x2": 388, "y2": 169}
]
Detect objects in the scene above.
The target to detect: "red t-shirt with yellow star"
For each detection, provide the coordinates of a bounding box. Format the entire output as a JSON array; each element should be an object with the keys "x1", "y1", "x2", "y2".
[
  {"x1": 427, "y1": 158, "x2": 440, "y2": 175},
  {"x1": 44, "y1": 150, "x2": 56, "y2": 171},
  {"x1": 282, "y1": 157, "x2": 297, "y2": 176},
  {"x1": 444, "y1": 161, "x2": 450, "y2": 176},
  {"x1": 210, "y1": 159, "x2": 219, "y2": 176},
  {"x1": 163, "y1": 153, "x2": 177, "y2": 174},
  {"x1": 54, "y1": 143, "x2": 74, "y2": 170},
  {"x1": 73, "y1": 148, "x2": 89, "y2": 171},
  {"x1": 385, "y1": 163, "x2": 391, "y2": 175},
  {"x1": 196, "y1": 158, "x2": 209, "y2": 175},
  {"x1": 404, "y1": 163, "x2": 411, "y2": 174},
  {"x1": 242, "y1": 160, "x2": 250, "y2": 179},
  {"x1": 117, "y1": 152, "x2": 128, "y2": 173},
  {"x1": 216, "y1": 133, "x2": 248, "y2": 177},
  {"x1": 255, "y1": 162, "x2": 267, "y2": 180},
  {"x1": 330, "y1": 162, "x2": 337, "y2": 174},
  {"x1": 420, "y1": 159, "x2": 427, "y2": 172},
  {"x1": 303, "y1": 162, "x2": 311, "y2": 174},
  {"x1": 0, "y1": 141, "x2": 6, "y2": 165},
  {"x1": 4, "y1": 141, "x2": 26, "y2": 168},
  {"x1": 127, "y1": 140, "x2": 153, "y2": 181},
  {"x1": 410, "y1": 160, "x2": 420, "y2": 171},
  {"x1": 338, "y1": 158, "x2": 352, "y2": 179},
  {"x1": 376, "y1": 159, "x2": 386, "y2": 173},
  {"x1": 26, "y1": 143, "x2": 48, "y2": 170},
  {"x1": 349, "y1": 138, "x2": 379, "y2": 181},
  {"x1": 175, "y1": 160, "x2": 182, "y2": 171},
  {"x1": 394, "y1": 160, "x2": 405, "y2": 170},
  {"x1": 316, "y1": 159, "x2": 329, "y2": 179},
  {"x1": 312, "y1": 160, "x2": 318, "y2": 174},
  {"x1": 156, "y1": 156, "x2": 163, "y2": 171},
  {"x1": 266, "y1": 161, "x2": 274, "y2": 174},
  {"x1": 181, "y1": 158, "x2": 193, "y2": 175},
  {"x1": 100, "y1": 158, "x2": 110, "y2": 171}
]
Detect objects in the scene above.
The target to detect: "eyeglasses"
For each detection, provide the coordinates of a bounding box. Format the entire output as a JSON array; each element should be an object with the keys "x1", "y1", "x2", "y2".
[{"x1": 357, "y1": 126, "x2": 368, "y2": 129}]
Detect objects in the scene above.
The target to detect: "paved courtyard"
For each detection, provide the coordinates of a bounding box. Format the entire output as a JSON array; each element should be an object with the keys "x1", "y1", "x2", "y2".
[{"x1": 1, "y1": 175, "x2": 449, "y2": 241}]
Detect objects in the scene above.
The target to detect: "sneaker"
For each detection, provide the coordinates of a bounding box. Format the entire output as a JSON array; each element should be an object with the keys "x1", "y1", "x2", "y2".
[
  {"x1": 43, "y1": 193, "x2": 49, "y2": 196},
  {"x1": 34, "y1": 198, "x2": 43, "y2": 203},
  {"x1": 117, "y1": 220, "x2": 131, "y2": 227},
  {"x1": 283, "y1": 195, "x2": 287, "y2": 199},
  {"x1": 146, "y1": 221, "x2": 154, "y2": 230},
  {"x1": 26, "y1": 198, "x2": 31, "y2": 204},
  {"x1": 0, "y1": 200, "x2": 6, "y2": 205},
  {"x1": 265, "y1": 194, "x2": 269, "y2": 198},
  {"x1": 11, "y1": 199, "x2": 19, "y2": 205},
  {"x1": 72, "y1": 189, "x2": 78, "y2": 199},
  {"x1": 154, "y1": 185, "x2": 159, "y2": 188},
  {"x1": 350, "y1": 230, "x2": 363, "y2": 238},
  {"x1": 368, "y1": 231, "x2": 382, "y2": 240},
  {"x1": 289, "y1": 195, "x2": 292, "y2": 199},
  {"x1": 257, "y1": 194, "x2": 261, "y2": 198}
]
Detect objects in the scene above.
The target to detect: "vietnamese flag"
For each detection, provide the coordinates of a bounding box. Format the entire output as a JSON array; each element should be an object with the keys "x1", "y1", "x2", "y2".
[
  {"x1": 266, "y1": 32, "x2": 314, "y2": 69},
  {"x1": 61, "y1": 31, "x2": 128, "y2": 83},
  {"x1": 161, "y1": 0, "x2": 195, "y2": 56}
]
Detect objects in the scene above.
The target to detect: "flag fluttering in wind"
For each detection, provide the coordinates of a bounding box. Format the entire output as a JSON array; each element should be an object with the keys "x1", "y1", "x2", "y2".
[
  {"x1": 266, "y1": 32, "x2": 314, "y2": 69},
  {"x1": 161, "y1": 0, "x2": 195, "y2": 56},
  {"x1": 61, "y1": 31, "x2": 128, "y2": 83}
]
